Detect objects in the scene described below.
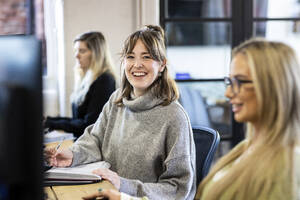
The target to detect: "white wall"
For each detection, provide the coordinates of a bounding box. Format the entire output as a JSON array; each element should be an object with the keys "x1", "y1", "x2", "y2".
[
  {"x1": 167, "y1": 46, "x2": 231, "y2": 79},
  {"x1": 44, "y1": 0, "x2": 159, "y2": 116}
]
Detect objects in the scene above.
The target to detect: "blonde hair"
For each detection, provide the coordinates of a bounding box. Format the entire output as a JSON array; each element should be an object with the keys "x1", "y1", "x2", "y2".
[
  {"x1": 115, "y1": 25, "x2": 179, "y2": 106},
  {"x1": 196, "y1": 38, "x2": 300, "y2": 199},
  {"x1": 74, "y1": 31, "x2": 115, "y2": 80},
  {"x1": 71, "y1": 31, "x2": 116, "y2": 105}
]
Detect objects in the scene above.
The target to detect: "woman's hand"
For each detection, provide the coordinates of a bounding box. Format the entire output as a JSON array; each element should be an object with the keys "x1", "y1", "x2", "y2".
[
  {"x1": 82, "y1": 188, "x2": 121, "y2": 200},
  {"x1": 44, "y1": 148, "x2": 73, "y2": 167},
  {"x1": 92, "y1": 168, "x2": 120, "y2": 190}
]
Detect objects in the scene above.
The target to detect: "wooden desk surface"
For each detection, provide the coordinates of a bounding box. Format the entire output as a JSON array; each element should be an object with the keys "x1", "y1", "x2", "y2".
[
  {"x1": 44, "y1": 139, "x2": 116, "y2": 200},
  {"x1": 45, "y1": 180, "x2": 115, "y2": 200}
]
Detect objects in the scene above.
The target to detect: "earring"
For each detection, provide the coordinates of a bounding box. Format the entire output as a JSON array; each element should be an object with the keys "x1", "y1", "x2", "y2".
[{"x1": 158, "y1": 72, "x2": 162, "y2": 77}]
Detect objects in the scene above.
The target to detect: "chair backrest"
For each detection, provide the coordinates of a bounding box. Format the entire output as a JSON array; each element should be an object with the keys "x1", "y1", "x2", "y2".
[
  {"x1": 192, "y1": 126, "x2": 220, "y2": 185},
  {"x1": 178, "y1": 85, "x2": 212, "y2": 128}
]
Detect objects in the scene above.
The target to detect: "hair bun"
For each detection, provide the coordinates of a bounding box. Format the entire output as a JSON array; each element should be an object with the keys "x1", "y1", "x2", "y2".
[{"x1": 143, "y1": 25, "x2": 165, "y2": 38}]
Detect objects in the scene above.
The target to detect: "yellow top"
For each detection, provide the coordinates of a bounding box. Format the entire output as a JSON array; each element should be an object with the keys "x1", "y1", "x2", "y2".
[
  {"x1": 200, "y1": 147, "x2": 300, "y2": 200},
  {"x1": 200, "y1": 159, "x2": 234, "y2": 200},
  {"x1": 295, "y1": 146, "x2": 300, "y2": 199},
  {"x1": 121, "y1": 193, "x2": 149, "y2": 200}
]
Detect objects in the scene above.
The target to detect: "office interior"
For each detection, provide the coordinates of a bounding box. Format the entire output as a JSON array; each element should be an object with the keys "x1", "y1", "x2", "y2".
[{"x1": 0, "y1": 0, "x2": 300, "y2": 199}]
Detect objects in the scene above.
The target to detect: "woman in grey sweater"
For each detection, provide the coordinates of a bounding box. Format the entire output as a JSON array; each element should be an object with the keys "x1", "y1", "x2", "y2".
[{"x1": 46, "y1": 25, "x2": 196, "y2": 200}]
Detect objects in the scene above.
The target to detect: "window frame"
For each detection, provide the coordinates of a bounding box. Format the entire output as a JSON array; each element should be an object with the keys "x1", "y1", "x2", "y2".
[{"x1": 160, "y1": 0, "x2": 300, "y2": 147}]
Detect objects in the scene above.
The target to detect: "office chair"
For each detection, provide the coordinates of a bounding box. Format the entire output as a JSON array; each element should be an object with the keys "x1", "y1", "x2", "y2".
[
  {"x1": 178, "y1": 84, "x2": 212, "y2": 128},
  {"x1": 178, "y1": 84, "x2": 232, "y2": 151},
  {"x1": 192, "y1": 126, "x2": 220, "y2": 186}
]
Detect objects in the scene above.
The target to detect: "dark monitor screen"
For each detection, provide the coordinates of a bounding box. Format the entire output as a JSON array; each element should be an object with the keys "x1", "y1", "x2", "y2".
[{"x1": 0, "y1": 35, "x2": 43, "y2": 199}]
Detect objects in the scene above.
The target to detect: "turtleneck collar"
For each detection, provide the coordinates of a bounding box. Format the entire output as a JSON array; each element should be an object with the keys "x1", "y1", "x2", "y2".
[{"x1": 122, "y1": 91, "x2": 163, "y2": 112}]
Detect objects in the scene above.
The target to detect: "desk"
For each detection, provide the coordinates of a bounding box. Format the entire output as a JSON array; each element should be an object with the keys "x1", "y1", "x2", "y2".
[
  {"x1": 45, "y1": 181, "x2": 115, "y2": 200},
  {"x1": 44, "y1": 140, "x2": 116, "y2": 200}
]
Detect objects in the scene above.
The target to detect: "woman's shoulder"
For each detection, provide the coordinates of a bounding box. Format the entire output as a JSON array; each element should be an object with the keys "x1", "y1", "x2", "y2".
[
  {"x1": 167, "y1": 100, "x2": 188, "y2": 112},
  {"x1": 88, "y1": 72, "x2": 116, "y2": 93},
  {"x1": 106, "y1": 88, "x2": 121, "y2": 103},
  {"x1": 161, "y1": 100, "x2": 190, "y2": 121},
  {"x1": 99, "y1": 88, "x2": 121, "y2": 113},
  {"x1": 94, "y1": 72, "x2": 115, "y2": 83}
]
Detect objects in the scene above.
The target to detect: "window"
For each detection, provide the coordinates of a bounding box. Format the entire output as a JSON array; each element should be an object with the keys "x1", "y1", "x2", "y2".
[
  {"x1": 160, "y1": 0, "x2": 233, "y2": 152},
  {"x1": 161, "y1": 0, "x2": 232, "y2": 79},
  {"x1": 0, "y1": 0, "x2": 31, "y2": 35},
  {"x1": 160, "y1": 0, "x2": 300, "y2": 149},
  {"x1": 0, "y1": 0, "x2": 47, "y2": 74},
  {"x1": 253, "y1": 0, "x2": 300, "y2": 60}
]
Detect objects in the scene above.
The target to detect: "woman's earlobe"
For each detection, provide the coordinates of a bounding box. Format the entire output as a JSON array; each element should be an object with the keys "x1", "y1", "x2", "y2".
[
  {"x1": 160, "y1": 64, "x2": 166, "y2": 72},
  {"x1": 161, "y1": 60, "x2": 167, "y2": 69}
]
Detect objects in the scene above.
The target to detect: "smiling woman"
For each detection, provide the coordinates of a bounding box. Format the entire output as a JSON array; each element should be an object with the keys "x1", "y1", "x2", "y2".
[
  {"x1": 123, "y1": 39, "x2": 165, "y2": 97},
  {"x1": 45, "y1": 25, "x2": 196, "y2": 200},
  {"x1": 116, "y1": 25, "x2": 177, "y2": 106},
  {"x1": 195, "y1": 38, "x2": 300, "y2": 200},
  {"x1": 225, "y1": 53, "x2": 258, "y2": 124}
]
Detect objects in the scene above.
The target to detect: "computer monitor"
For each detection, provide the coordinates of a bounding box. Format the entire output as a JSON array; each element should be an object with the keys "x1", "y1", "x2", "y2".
[{"x1": 0, "y1": 35, "x2": 43, "y2": 199}]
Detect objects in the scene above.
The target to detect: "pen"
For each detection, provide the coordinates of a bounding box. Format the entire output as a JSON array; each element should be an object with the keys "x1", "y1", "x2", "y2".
[
  {"x1": 44, "y1": 127, "x2": 50, "y2": 134},
  {"x1": 55, "y1": 137, "x2": 65, "y2": 151}
]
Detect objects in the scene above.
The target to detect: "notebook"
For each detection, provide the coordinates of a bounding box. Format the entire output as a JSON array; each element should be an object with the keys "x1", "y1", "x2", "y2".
[
  {"x1": 44, "y1": 161, "x2": 110, "y2": 186},
  {"x1": 44, "y1": 130, "x2": 75, "y2": 144}
]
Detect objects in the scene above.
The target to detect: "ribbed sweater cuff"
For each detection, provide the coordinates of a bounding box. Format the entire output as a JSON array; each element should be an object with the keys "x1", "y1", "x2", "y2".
[
  {"x1": 120, "y1": 177, "x2": 137, "y2": 197},
  {"x1": 69, "y1": 146, "x2": 80, "y2": 167}
]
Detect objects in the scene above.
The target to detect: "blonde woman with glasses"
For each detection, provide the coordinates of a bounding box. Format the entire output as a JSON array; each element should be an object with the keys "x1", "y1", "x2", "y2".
[{"x1": 195, "y1": 38, "x2": 300, "y2": 199}]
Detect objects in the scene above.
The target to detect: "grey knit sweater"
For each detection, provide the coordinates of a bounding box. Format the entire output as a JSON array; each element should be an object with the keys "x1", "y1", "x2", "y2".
[{"x1": 70, "y1": 89, "x2": 196, "y2": 200}]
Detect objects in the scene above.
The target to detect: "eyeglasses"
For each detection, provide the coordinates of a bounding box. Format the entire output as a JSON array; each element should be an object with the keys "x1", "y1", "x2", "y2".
[{"x1": 224, "y1": 76, "x2": 253, "y2": 95}]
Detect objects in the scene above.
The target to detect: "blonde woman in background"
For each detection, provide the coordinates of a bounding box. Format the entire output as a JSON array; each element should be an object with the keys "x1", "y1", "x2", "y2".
[
  {"x1": 45, "y1": 31, "x2": 116, "y2": 138},
  {"x1": 195, "y1": 38, "x2": 300, "y2": 200}
]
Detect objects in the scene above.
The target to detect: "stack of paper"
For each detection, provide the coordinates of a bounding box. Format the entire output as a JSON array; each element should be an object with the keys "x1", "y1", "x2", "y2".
[
  {"x1": 44, "y1": 130, "x2": 75, "y2": 144},
  {"x1": 44, "y1": 161, "x2": 111, "y2": 186}
]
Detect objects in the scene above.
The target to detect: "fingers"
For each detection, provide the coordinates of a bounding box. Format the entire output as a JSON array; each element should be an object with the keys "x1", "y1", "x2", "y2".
[
  {"x1": 44, "y1": 150, "x2": 71, "y2": 167},
  {"x1": 49, "y1": 149, "x2": 73, "y2": 167},
  {"x1": 44, "y1": 147, "x2": 56, "y2": 158},
  {"x1": 82, "y1": 188, "x2": 120, "y2": 200},
  {"x1": 92, "y1": 168, "x2": 112, "y2": 180},
  {"x1": 55, "y1": 159, "x2": 71, "y2": 167},
  {"x1": 92, "y1": 168, "x2": 114, "y2": 176},
  {"x1": 100, "y1": 189, "x2": 121, "y2": 200},
  {"x1": 82, "y1": 191, "x2": 100, "y2": 199},
  {"x1": 92, "y1": 169, "x2": 120, "y2": 190},
  {"x1": 44, "y1": 148, "x2": 57, "y2": 166},
  {"x1": 82, "y1": 188, "x2": 105, "y2": 200}
]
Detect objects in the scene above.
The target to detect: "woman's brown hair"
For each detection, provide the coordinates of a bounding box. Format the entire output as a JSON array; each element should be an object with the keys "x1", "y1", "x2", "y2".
[{"x1": 115, "y1": 25, "x2": 179, "y2": 106}]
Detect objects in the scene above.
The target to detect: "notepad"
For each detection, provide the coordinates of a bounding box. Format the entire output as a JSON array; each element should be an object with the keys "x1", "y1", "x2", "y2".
[
  {"x1": 44, "y1": 130, "x2": 75, "y2": 144},
  {"x1": 44, "y1": 161, "x2": 110, "y2": 185}
]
